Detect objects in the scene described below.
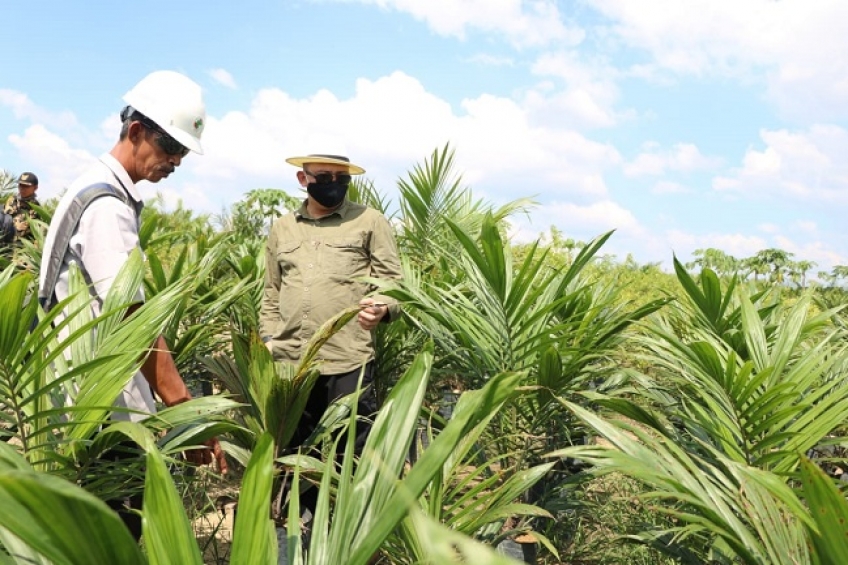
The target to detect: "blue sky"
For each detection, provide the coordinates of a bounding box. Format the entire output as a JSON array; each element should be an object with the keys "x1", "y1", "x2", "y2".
[{"x1": 2, "y1": 0, "x2": 847, "y2": 275}]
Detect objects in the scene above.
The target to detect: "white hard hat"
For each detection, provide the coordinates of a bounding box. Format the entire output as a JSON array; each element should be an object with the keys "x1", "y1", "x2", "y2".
[{"x1": 123, "y1": 70, "x2": 206, "y2": 154}]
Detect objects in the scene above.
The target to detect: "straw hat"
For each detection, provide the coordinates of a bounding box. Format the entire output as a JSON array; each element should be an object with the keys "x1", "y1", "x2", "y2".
[{"x1": 285, "y1": 153, "x2": 365, "y2": 175}]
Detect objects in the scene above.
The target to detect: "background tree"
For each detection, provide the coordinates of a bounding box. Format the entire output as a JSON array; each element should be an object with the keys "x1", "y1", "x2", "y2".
[
  {"x1": 790, "y1": 259, "x2": 817, "y2": 289},
  {"x1": 687, "y1": 248, "x2": 739, "y2": 278},
  {"x1": 753, "y1": 248, "x2": 795, "y2": 284},
  {"x1": 217, "y1": 188, "x2": 300, "y2": 240},
  {"x1": 0, "y1": 168, "x2": 17, "y2": 197},
  {"x1": 742, "y1": 255, "x2": 769, "y2": 282},
  {"x1": 831, "y1": 265, "x2": 848, "y2": 286}
]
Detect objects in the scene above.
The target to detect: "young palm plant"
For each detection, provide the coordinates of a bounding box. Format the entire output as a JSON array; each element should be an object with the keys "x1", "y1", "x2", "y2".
[
  {"x1": 376, "y1": 213, "x2": 667, "y2": 561},
  {"x1": 551, "y1": 261, "x2": 848, "y2": 562},
  {"x1": 278, "y1": 343, "x2": 531, "y2": 565},
  {"x1": 0, "y1": 250, "x2": 238, "y2": 503},
  {"x1": 0, "y1": 347, "x2": 531, "y2": 564},
  {"x1": 143, "y1": 231, "x2": 259, "y2": 382},
  {"x1": 0, "y1": 424, "x2": 275, "y2": 565},
  {"x1": 395, "y1": 143, "x2": 533, "y2": 280},
  {"x1": 202, "y1": 304, "x2": 364, "y2": 527}
]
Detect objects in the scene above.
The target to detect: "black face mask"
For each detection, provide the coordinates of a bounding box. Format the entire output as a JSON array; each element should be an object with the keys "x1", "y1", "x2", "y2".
[{"x1": 307, "y1": 181, "x2": 348, "y2": 208}]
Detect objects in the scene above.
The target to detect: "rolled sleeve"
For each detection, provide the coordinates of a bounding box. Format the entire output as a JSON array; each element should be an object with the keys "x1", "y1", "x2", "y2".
[
  {"x1": 369, "y1": 214, "x2": 403, "y2": 322},
  {"x1": 260, "y1": 226, "x2": 283, "y2": 339}
]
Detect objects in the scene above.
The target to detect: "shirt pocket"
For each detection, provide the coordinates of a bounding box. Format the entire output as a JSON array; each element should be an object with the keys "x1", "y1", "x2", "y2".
[
  {"x1": 324, "y1": 237, "x2": 368, "y2": 276},
  {"x1": 276, "y1": 241, "x2": 302, "y2": 277}
]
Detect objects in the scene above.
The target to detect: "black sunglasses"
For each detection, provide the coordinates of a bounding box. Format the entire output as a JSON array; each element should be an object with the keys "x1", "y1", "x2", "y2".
[
  {"x1": 305, "y1": 170, "x2": 352, "y2": 186},
  {"x1": 136, "y1": 115, "x2": 190, "y2": 157}
]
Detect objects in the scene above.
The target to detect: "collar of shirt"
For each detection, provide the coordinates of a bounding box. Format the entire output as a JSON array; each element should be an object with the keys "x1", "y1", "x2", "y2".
[
  {"x1": 294, "y1": 198, "x2": 353, "y2": 221},
  {"x1": 99, "y1": 153, "x2": 143, "y2": 206}
]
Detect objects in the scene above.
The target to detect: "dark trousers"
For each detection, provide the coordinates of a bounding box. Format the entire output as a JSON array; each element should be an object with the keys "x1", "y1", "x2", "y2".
[
  {"x1": 108, "y1": 493, "x2": 144, "y2": 542},
  {"x1": 96, "y1": 442, "x2": 145, "y2": 542},
  {"x1": 290, "y1": 362, "x2": 378, "y2": 516}
]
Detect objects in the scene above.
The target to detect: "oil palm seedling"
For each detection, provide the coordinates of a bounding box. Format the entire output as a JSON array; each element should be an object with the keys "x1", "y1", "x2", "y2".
[
  {"x1": 279, "y1": 343, "x2": 532, "y2": 564},
  {"x1": 395, "y1": 143, "x2": 533, "y2": 280},
  {"x1": 0, "y1": 424, "x2": 272, "y2": 565},
  {"x1": 382, "y1": 213, "x2": 666, "y2": 541},
  {"x1": 143, "y1": 231, "x2": 259, "y2": 382},
  {"x1": 201, "y1": 305, "x2": 360, "y2": 464},
  {"x1": 0, "y1": 250, "x2": 239, "y2": 504},
  {"x1": 553, "y1": 402, "x2": 813, "y2": 564},
  {"x1": 202, "y1": 304, "x2": 365, "y2": 528},
  {"x1": 551, "y1": 261, "x2": 848, "y2": 562},
  {"x1": 0, "y1": 345, "x2": 532, "y2": 564}
]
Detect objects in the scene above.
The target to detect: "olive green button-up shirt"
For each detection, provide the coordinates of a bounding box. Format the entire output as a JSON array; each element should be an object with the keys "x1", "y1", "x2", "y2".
[{"x1": 260, "y1": 198, "x2": 402, "y2": 374}]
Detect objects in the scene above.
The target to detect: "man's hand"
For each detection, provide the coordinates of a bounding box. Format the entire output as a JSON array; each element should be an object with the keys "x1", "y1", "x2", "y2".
[
  {"x1": 358, "y1": 298, "x2": 388, "y2": 331},
  {"x1": 137, "y1": 331, "x2": 229, "y2": 475},
  {"x1": 184, "y1": 436, "x2": 228, "y2": 475}
]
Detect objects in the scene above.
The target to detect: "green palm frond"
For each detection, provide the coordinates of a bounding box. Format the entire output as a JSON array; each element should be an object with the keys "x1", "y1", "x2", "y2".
[
  {"x1": 559, "y1": 262, "x2": 848, "y2": 563},
  {"x1": 277, "y1": 345, "x2": 527, "y2": 564},
  {"x1": 228, "y1": 433, "x2": 278, "y2": 565},
  {"x1": 0, "y1": 441, "x2": 146, "y2": 565},
  {"x1": 0, "y1": 249, "x2": 236, "y2": 503},
  {"x1": 553, "y1": 402, "x2": 812, "y2": 564},
  {"x1": 637, "y1": 283, "x2": 848, "y2": 474},
  {"x1": 800, "y1": 456, "x2": 848, "y2": 564},
  {"x1": 348, "y1": 176, "x2": 392, "y2": 216},
  {"x1": 203, "y1": 305, "x2": 360, "y2": 462},
  {"x1": 143, "y1": 231, "x2": 259, "y2": 377},
  {"x1": 397, "y1": 143, "x2": 533, "y2": 270},
  {"x1": 0, "y1": 426, "x2": 277, "y2": 565}
]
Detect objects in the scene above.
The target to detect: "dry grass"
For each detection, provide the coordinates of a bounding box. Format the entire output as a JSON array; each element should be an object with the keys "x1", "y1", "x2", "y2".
[
  {"x1": 180, "y1": 466, "x2": 241, "y2": 565},
  {"x1": 543, "y1": 472, "x2": 675, "y2": 565}
]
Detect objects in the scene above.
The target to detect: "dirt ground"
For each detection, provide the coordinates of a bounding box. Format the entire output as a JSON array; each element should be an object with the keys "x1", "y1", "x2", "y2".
[{"x1": 193, "y1": 492, "x2": 291, "y2": 565}]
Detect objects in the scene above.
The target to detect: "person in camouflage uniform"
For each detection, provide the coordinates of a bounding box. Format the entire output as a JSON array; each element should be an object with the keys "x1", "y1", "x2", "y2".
[{"x1": 3, "y1": 172, "x2": 40, "y2": 243}]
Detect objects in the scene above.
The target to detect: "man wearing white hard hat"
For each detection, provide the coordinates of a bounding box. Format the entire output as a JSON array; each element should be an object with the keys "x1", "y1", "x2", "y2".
[
  {"x1": 38, "y1": 70, "x2": 226, "y2": 539},
  {"x1": 260, "y1": 150, "x2": 402, "y2": 521}
]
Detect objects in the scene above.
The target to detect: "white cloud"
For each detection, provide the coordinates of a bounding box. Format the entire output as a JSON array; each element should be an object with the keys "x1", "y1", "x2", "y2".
[
  {"x1": 0, "y1": 89, "x2": 79, "y2": 129},
  {"x1": 506, "y1": 199, "x2": 722, "y2": 268},
  {"x1": 793, "y1": 221, "x2": 817, "y2": 234},
  {"x1": 590, "y1": 0, "x2": 848, "y2": 121},
  {"x1": 661, "y1": 228, "x2": 847, "y2": 276},
  {"x1": 624, "y1": 142, "x2": 720, "y2": 177},
  {"x1": 353, "y1": 0, "x2": 583, "y2": 48},
  {"x1": 526, "y1": 51, "x2": 621, "y2": 129},
  {"x1": 771, "y1": 235, "x2": 847, "y2": 274},
  {"x1": 180, "y1": 71, "x2": 621, "y2": 209},
  {"x1": 511, "y1": 218, "x2": 845, "y2": 274},
  {"x1": 8, "y1": 125, "x2": 95, "y2": 198},
  {"x1": 208, "y1": 68, "x2": 237, "y2": 89},
  {"x1": 464, "y1": 53, "x2": 515, "y2": 67},
  {"x1": 509, "y1": 199, "x2": 642, "y2": 243},
  {"x1": 712, "y1": 125, "x2": 848, "y2": 202},
  {"x1": 0, "y1": 70, "x2": 623, "y2": 215},
  {"x1": 138, "y1": 183, "x2": 218, "y2": 214},
  {"x1": 651, "y1": 181, "x2": 688, "y2": 195}
]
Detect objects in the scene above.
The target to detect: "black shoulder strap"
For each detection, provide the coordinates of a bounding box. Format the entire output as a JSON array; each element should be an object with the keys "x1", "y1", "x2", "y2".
[{"x1": 38, "y1": 183, "x2": 134, "y2": 311}]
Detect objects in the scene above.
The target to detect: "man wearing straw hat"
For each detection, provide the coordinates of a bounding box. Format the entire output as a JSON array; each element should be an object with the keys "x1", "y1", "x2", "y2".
[{"x1": 260, "y1": 150, "x2": 402, "y2": 517}]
